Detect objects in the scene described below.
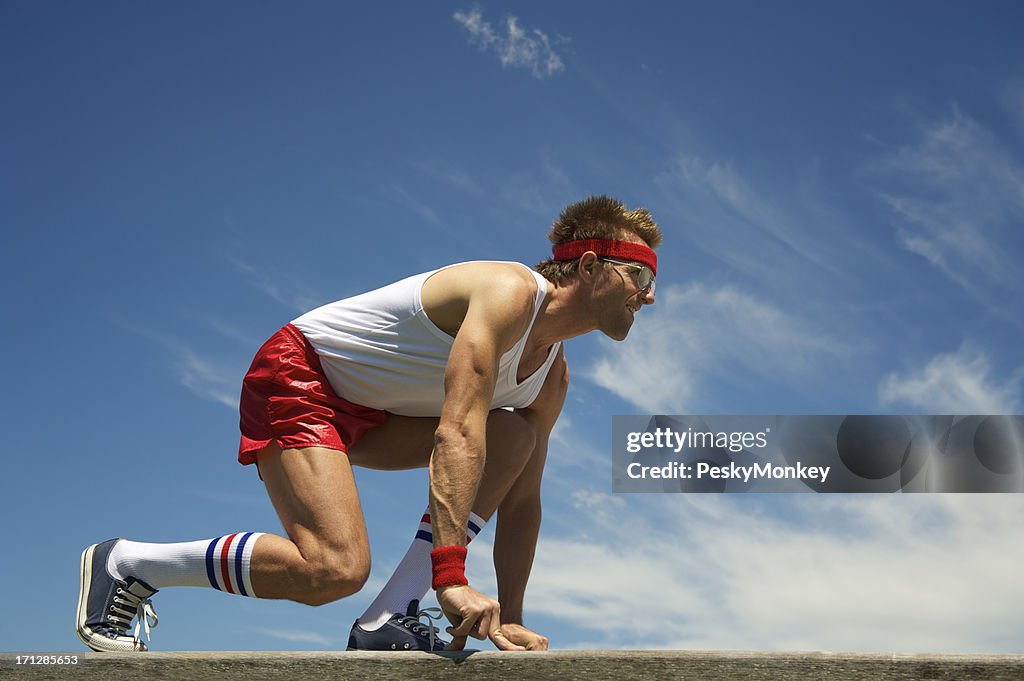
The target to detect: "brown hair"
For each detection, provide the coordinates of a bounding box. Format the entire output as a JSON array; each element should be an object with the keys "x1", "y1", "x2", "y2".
[{"x1": 535, "y1": 195, "x2": 663, "y2": 283}]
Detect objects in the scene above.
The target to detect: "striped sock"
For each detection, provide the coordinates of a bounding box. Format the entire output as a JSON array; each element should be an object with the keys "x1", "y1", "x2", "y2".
[
  {"x1": 108, "y1": 533, "x2": 265, "y2": 597},
  {"x1": 357, "y1": 508, "x2": 485, "y2": 630}
]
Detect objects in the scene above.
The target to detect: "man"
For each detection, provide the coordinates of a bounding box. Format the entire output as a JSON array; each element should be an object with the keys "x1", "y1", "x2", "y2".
[{"x1": 76, "y1": 195, "x2": 662, "y2": 653}]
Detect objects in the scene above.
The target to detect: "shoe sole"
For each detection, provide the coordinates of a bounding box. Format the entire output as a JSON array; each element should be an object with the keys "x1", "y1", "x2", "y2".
[
  {"x1": 76, "y1": 544, "x2": 100, "y2": 652},
  {"x1": 347, "y1": 623, "x2": 447, "y2": 652},
  {"x1": 75, "y1": 543, "x2": 145, "y2": 653}
]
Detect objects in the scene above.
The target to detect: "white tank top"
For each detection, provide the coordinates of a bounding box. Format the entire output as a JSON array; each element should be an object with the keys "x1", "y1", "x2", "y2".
[{"x1": 291, "y1": 262, "x2": 561, "y2": 417}]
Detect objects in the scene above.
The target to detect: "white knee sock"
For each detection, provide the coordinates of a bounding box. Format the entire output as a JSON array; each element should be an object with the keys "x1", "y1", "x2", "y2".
[
  {"x1": 108, "y1": 533, "x2": 265, "y2": 597},
  {"x1": 357, "y1": 509, "x2": 486, "y2": 630}
]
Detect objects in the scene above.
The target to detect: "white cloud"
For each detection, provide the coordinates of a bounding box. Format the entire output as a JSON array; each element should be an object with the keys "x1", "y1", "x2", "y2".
[
  {"x1": 380, "y1": 183, "x2": 502, "y2": 249},
  {"x1": 496, "y1": 494, "x2": 1024, "y2": 652},
  {"x1": 228, "y1": 256, "x2": 322, "y2": 313},
  {"x1": 1002, "y1": 79, "x2": 1024, "y2": 139},
  {"x1": 410, "y1": 151, "x2": 577, "y2": 225},
  {"x1": 879, "y1": 345, "x2": 1023, "y2": 413},
  {"x1": 873, "y1": 106, "x2": 1024, "y2": 295},
  {"x1": 410, "y1": 160, "x2": 485, "y2": 197},
  {"x1": 251, "y1": 627, "x2": 336, "y2": 646},
  {"x1": 657, "y1": 154, "x2": 848, "y2": 283},
  {"x1": 177, "y1": 348, "x2": 241, "y2": 410},
  {"x1": 586, "y1": 283, "x2": 846, "y2": 413},
  {"x1": 548, "y1": 411, "x2": 606, "y2": 473},
  {"x1": 454, "y1": 7, "x2": 566, "y2": 79},
  {"x1": 894, "y1": 225, "x2": 972, "y2": 292},
  {"x1": 119, "y1": 323, "x2": 241, "y2": 410},
  {"x1": 462, "y1": 408, "x2": 1024, "y2": 653},
  {"x1": 184, "y1": 311, "x2": 256, "y2": 347},
  {"x1": 498, "y1": 156, "x2": 575, "y2": 216},
  {"x1": 382, "y1": 183, "x2": 441, "y2": 226}
]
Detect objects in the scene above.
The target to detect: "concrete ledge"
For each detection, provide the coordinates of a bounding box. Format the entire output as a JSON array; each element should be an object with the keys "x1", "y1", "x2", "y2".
[{"x1": 4, "y1": 651, "x2": 1024, "y2": 680}]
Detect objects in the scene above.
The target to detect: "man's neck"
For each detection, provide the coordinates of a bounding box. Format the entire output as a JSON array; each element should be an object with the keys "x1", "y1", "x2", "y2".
[{"x1": 528, "y1": 280, "x2": 595, "y2": 348}]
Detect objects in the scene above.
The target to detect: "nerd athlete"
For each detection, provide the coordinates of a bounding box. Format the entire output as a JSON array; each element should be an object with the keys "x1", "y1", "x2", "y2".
[{"x1": 76, "y1": 195, "x2": 661, "y2": 653}]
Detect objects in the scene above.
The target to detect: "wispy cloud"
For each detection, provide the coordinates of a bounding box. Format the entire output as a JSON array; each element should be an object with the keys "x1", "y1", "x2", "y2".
[
  {"x1": 177, "y1": 350, "x2": 240, "y2": 410},
  {"x1": 879, "y1": 344, "x2": 1023, "y2": 413},
  {"x1": 454, "y1": 7, "x2": 566, "y2": 79},
  {"x1": 382, "y1": 184, "x2": 442, "y2": 226},
  {"x1": 542, "y1": 411, "x2": 611, "y2": 504},
  {"x1": 379, "y1": 182, "x2": 501, "y2": 251},
  {"x1": 412, "y1": 150, "x2": 575, "y2": 221},
  {"x1": 118, "y1": 323, "x2": 241, "y2": 410},
  {"x1": 1002, "y1": 79, "x2": 1024, "y2": 139},
  {"x1": 657, "y1": 154, "x2": 850, "y2": 285},
  {"x1": 410, "y1": 160, "x2": 485, "y2": 197},
  {"x1": 586, "y1": 283, "x2": 848, "y2": 413},
  {"x1": 228, "y1": 256, "x2": 322, "y2": 313},
  {"x1": 499, "y1": 161, "x2": 575, "y2": 217},
  {"x1": 872, "y1": 105, "x2": 1024, "y2": 298},
  {"x1": 251, "y1": 627, "x2": 336, "y2": 646},
  {"x1": 179, "y1": 308, "x2": 258, "y2": 347}
]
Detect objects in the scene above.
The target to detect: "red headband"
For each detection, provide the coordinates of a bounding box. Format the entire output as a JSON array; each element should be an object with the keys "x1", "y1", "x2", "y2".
[{"x1": 552, "y1": 239, "x2": 657, "y2": 276}]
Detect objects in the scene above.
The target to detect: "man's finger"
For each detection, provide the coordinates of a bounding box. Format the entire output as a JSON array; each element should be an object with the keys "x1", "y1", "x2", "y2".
[
  {"x1": 440, "y1": 605, "x2": 463, "y2": 629},
  {"x1": 449, "y1": 612, "x2": 479, "y2": 638},
  {"x1": 472, "y1": 612, "x2": 493, "y2": 641},
  {"x1": 445, "y1": 634, "x2": 468, "y2": 651},
  {"x1": 489, "y1": 628, "x2": 527, "y2": 652}
]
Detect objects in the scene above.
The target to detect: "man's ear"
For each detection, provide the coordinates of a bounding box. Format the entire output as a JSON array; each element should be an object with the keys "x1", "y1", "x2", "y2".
[{"x1": 578, "y1": 252, "x2": 599, "y2": 284}]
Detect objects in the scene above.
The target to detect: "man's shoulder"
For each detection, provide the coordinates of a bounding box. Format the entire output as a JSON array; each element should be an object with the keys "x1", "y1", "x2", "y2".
[
  {"x1": 420, "y1": 261, "x2": 541, "y2": 339},
  {"x1": 435, "y1": 261, "x2": 540, "y2": 300},
  {"x1": 446, "y1": 260, "x2": 538, "y2": 281},
  {"x1": 470, "y1": 262, "x2": 540, "y2": 309}
]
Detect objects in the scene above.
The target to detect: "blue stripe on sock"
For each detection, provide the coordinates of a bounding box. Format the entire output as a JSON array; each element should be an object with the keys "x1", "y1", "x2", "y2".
[
  {"x1": 415, "y1": 529, "x2": 433, "y2": 543},
  {"x1": 468, "y1": 519, "x2": 481, "y2": 536},
  {"x1": 234, "y1": 532, "x2": 253, "y2": 597},
  {"x1": 205, "y1": 538, "x2": 221, "y2": 591}
]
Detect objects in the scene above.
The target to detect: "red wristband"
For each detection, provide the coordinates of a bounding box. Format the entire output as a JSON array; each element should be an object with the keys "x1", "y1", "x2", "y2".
[{"x1": 431, "y1": 545, "x2": 469, "y2": 590}]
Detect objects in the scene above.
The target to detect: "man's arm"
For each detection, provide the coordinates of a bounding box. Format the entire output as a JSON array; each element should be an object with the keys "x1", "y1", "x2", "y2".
[
  {"x1": 426, "y1": 266, "x2": 537, "y2": 650},
  {"x1": 496, "y1": 348, "x2": 569, "y2": 630}
]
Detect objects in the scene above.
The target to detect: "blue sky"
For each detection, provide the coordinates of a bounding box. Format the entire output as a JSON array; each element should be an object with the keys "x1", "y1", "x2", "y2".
[{"x1": 3, "y1": 1, "x2": 1023, "y2": 654}]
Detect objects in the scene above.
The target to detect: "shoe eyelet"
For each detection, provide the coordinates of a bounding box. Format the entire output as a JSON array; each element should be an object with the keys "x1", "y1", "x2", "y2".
[{"x1": 390, "y1": 644, "x2": 397, "y2": 650}]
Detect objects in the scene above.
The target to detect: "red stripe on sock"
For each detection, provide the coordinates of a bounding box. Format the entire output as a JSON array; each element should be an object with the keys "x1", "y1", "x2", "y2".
[
  {"x1": 420, "y1": 513, "x2": 431, "y2": 524},
  {"x1": 220, "y1": 534, "x2": 239, "y2": 594}
]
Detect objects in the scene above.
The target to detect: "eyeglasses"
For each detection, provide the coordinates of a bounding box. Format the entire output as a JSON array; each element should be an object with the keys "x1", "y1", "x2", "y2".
[{"x1": 600, "y1": 258, "x2": 656, "y2": 294}]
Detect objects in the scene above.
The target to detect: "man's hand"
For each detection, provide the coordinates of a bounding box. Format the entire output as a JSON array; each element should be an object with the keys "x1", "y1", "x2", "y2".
[
  {"x1": 437, "y1": 585, "x2": 526, "y2": 651},
  {"x1": 496, "y1": 623, "x2": 549, "y2": 650}
]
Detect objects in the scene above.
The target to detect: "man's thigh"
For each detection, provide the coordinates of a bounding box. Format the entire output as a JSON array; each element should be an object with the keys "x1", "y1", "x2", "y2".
[
  {"x1": 257, "y1": 443, "x2": 369, "y2": 561},
  {"x1": 346, "y1": 414, "x2": 439, "y2": 470},
  {"x1": 346, "y1": 409, "x2": 536, "y2": 473}
]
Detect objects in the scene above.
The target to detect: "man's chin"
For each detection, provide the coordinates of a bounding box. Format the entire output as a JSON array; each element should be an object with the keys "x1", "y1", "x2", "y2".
[{"x1": 602, "y1": 326, "x2": 631, "y2": 342}]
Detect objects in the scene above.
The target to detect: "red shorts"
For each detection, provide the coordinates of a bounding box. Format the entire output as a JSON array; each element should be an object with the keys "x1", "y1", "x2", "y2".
[{"x1": 237, "y1": 324, "x2": 388, "y2": 465}]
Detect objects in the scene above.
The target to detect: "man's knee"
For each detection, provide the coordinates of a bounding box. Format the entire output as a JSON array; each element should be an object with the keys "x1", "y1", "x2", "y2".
[{"x1": 300, "y1": 551, "x2": 371, "y2": 607}]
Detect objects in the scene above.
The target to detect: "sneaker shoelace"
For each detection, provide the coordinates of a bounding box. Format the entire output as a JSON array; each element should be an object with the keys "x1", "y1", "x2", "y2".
[
  {"x1": 108, "y1": 586, "x2": 159, "y2": 648},
  {"x1": 402, "y1": 606, "x2": 443, "y2": 650}
]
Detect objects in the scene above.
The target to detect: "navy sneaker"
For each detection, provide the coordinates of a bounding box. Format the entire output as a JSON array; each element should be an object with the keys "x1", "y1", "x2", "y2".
[
  {"x1": 76, "y1": 539, "x2": 159, "y2": 652},
  {"x1": 347, "y1": 600, "x2": 448, "y2": 651}
]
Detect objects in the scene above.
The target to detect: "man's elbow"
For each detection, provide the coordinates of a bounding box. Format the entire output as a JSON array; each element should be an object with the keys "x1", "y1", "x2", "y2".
[{"x1": 433, "y1": 422, "x2": 486, "y2": 461}]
